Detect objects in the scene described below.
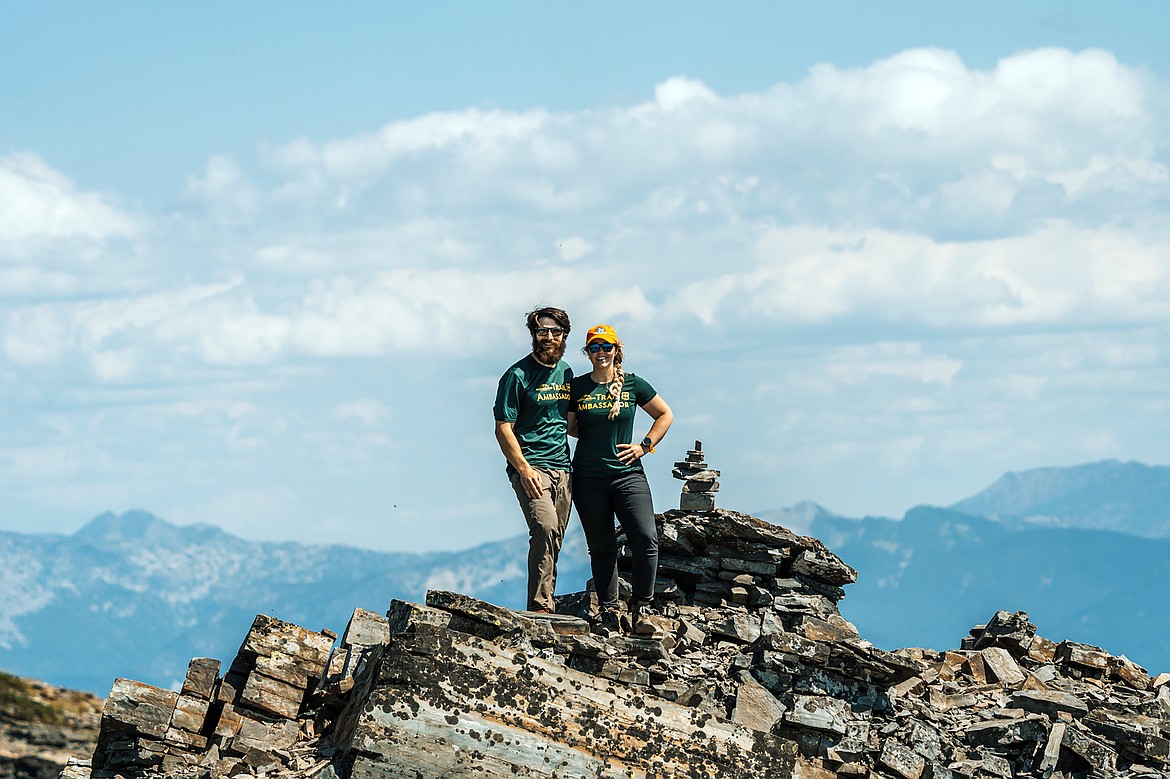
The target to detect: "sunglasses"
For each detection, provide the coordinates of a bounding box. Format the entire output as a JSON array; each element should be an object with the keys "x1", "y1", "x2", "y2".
[
  {"x1": 587, "y1": 342, "x2": 616, "y2": 353},
  {"x1": 534, "y1": 327, "x2": 565, "y2": 337}
]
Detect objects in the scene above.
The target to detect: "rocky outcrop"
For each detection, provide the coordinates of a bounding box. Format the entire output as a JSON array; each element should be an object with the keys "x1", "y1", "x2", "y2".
[
  {"x1": 64, "y1": 507, "x2": 1169, "y2": 779},
  {"x1": 0, "y1": 673, "x2": 101, "y2": 779}
]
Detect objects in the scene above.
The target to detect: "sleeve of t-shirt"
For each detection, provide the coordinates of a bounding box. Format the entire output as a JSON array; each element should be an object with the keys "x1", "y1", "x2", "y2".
[
  {"x1": 493, "y1": 370, "x2": 522, "y2": 423},
  {"x1": 634, "y1": 374, "x2": 658, "y2": 406},
  {"x1": 568, "y1": 376, "x2": 584, "y2": 412}
]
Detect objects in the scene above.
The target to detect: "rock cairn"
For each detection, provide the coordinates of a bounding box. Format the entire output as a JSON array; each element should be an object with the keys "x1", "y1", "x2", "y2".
[
  {"x1": 673, "y1": 440, "x2": 720, "y2": 511},
  {"x1": 65, "y1": 508, "x2": 1170, "y2": 779},
  {"x1": 68, "y1": 614, "x2": 345, "y2": 778}
]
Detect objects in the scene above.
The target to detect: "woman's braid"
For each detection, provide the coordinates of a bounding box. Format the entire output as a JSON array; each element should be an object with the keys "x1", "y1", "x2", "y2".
[{"x1": 607, "y1": 345, "x2": 626, "y2": 420}]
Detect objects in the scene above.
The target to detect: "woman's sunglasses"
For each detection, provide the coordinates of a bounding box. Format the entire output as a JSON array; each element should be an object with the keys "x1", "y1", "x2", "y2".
[{"x1": 587, "y1": 342, "x2": 616, "y2": 353}]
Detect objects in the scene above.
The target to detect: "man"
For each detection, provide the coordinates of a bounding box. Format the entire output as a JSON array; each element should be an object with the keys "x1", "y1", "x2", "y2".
[{"x1": 494, "y1": 306, "x2": 573, "y2": 613}]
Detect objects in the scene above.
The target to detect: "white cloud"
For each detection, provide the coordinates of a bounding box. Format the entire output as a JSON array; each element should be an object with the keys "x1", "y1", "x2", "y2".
[
  {"x1": 161, "y1": 47, "x2": 1165, "y2": 305},
  {"x1": 660, "y1": 222, "x2": 1170, "y2": 331},
  {"x1": 90, "y1": 349, "x2": 138, "y2": 383},
  {"x1": 2, "y1": 279, "x2": 242, "y2": 367},
  {"x1": 331, "y1": 399, "x2": 392, "y2": 426},
  {"x1": 0, "y1": 152, "x2": 138, "y2": 249},
  {"x1": 286, "y1": 268, "x2": 648, "y2": 357},
  {"x1": 254, "y1": 221, "x2": 480, "y2": 274},
  {"x1": 557, "y1": 236, "x2": 593, "y2": 262},
  {"x1": 820, "y1": 342, "x2": 962, "y2": 386},
  {"x1": 186, "y1": 154, "x2": 260, "y2": 222},
  {"x1": 7, "y1": 48, "x2": 1170, "y2": 384},
  {"x1": 654, "y1": 76, "x2": 719, "y2": 111},
  {"x1": 6, "y1": 46, "x2": 1170, "y2": 548}
]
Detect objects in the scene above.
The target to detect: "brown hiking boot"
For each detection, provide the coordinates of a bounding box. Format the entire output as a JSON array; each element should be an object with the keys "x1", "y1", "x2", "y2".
[{"x1": 632, "y1": 602, "x2": 666, "y2": 640}]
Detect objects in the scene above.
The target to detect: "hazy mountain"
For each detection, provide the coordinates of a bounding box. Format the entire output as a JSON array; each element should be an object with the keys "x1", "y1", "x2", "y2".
[
  {"x1": 760, "y1": 459, "x2": 1170, "y2": 674},
  {"x1": 813, "y1": 505, "x2": 1170, "y2": 675},
  {"x1": 5, "y1": 459, "x2": 1170, "y2": 695},
  {"x1": 753, "y1": 500, "x2": 843, "y2": 535},
  {"x1": 949, "y1": 459, "x2": 1170, "y2": 538},
  {"x1": 0, "y1": 510, "x2": 590, "y2": 694}
]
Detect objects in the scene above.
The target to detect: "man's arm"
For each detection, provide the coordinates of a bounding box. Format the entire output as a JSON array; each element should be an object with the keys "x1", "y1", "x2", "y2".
[{"x1": 494, "y1": 421, "x2": 543, "y2": 499}]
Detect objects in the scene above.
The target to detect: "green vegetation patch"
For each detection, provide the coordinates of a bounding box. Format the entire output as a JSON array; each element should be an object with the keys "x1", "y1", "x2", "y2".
[{"x1": 0, "y1": 670, "x2": 62, "y2": 725}]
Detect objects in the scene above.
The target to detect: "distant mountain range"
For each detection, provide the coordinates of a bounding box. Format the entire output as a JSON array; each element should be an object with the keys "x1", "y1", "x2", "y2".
[
  {"x1": 809, "y1": 506, "x2": 1170, "y2": 675},
  {"x1": 2, "y1": 458, "x2": 1168, "y2": 694},
  {"x1": 0, "y1": 511, "x2": 590, "y2": 694},
  {"x1": 949, "y1": 459, "x2": 1170, "y2": 538},
  {"x1": 762, "y1": 460, "x2": 1170, "y2": 674}
]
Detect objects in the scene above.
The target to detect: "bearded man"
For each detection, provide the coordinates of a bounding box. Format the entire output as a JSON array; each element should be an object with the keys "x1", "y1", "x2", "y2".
[{"x1": 493, "y1": 306, "x2": 574, "y2": 613}]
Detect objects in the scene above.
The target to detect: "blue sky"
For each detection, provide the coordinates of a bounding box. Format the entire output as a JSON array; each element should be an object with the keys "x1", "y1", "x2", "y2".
[{"x1": 3, "y1": 2, "x2": 1170, "y2": 551}]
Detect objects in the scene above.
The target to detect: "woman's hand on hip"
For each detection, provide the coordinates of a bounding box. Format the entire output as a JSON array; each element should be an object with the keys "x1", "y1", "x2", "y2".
[{"x1": 615, "y1": 443, "x2": 647, "y2": 464}]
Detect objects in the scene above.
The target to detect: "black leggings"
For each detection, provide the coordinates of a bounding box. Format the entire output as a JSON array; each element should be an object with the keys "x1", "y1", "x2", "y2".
[{"x1": 572, "y1": 470, "x2": 658, "y2": 608}]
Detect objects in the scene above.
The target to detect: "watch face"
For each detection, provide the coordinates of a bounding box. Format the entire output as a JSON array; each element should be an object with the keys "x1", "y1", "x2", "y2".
[{"x1": 642, "y1": 438, "x2": 653, "y2": 448}]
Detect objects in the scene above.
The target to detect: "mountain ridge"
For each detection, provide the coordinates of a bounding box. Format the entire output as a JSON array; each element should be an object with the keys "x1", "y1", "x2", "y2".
[
  {"x1": 0, "y1": 515, "x2": 590, "y2": 693},
  {"x1": 3, "y1": 457, "x2": 1169, "y2": 694},
  {"x1": 813, "y1": 504, "x2": 1170, "y2": 674},
  {"x1": 948, "y1": 458, "x2": 1170, "y2": 537}
]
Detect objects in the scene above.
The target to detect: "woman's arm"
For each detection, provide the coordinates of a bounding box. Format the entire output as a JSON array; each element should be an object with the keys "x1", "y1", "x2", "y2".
[
  {"x1": 616, "y1": 395, "x2": 673, "y2": 464},
  {"x1": 567, "y1": 411, "x2": 579, "y2": 438}
]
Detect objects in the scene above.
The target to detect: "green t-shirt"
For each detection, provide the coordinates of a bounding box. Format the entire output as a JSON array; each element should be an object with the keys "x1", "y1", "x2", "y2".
[
  {"x1": 493, "y1": 355, "x2": 573, "y2": 471},
  {"x1": 570, "y1": 372, "x2": 657, "y2": 478}
]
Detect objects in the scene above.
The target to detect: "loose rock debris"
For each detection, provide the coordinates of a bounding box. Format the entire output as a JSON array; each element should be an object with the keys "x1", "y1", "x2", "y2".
[{"x1": 65, "y1": 508, "x2": 1169, "y2": 778}]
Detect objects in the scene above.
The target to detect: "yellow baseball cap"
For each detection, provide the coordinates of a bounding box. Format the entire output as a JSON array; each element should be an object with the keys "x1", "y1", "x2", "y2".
[{"x1": 585, "y1": 323, "x2": 619, "y2": 344}]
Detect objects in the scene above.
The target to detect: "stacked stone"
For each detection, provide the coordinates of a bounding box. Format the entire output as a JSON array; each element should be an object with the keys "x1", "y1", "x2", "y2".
[
  {"x1": 853, "y1": 611, "x2": 1170, "y2": 779},
  {"x1": 615, "y1": 507, "x2": 856, "y2": 619},
  {"x1": 608, "y1": 507, "x2": 914, "y2": 743},
  {"x1": 316, "y1": 608, "x2": 392, "y2": 753},
  {"x1": 89, "y1": 614, "x2": 336, "y2": 777},
  {"x1": 673, "y1": 440, "x2": 720, "y2": 511}
]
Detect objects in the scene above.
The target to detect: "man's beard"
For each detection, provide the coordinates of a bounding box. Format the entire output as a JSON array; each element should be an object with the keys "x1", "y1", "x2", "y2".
[{"x1": 532, "y1": 338, "x2": 566, "y2": 365}]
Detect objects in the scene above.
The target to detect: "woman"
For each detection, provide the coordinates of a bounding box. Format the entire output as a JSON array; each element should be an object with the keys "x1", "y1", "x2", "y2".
[{"x1": 568, "y1": 324, "x2": 673, "y2": 636}]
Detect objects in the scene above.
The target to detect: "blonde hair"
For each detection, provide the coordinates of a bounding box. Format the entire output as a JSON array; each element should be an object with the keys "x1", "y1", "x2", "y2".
[{"x1": 598, "y1": 343, "x2": 626, "y2": 420}]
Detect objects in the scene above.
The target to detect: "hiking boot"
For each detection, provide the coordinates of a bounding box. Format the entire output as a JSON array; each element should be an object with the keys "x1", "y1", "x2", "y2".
[
  {"x1": 593, "y1": 608, "x2": 622, "y2": 637},
  {"x1": 632, "y1": 602, "x2": 666, "y2": 639}
]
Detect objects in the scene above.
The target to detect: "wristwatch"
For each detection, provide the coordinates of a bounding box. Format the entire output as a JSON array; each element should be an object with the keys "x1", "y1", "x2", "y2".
[{"x1": 640, "y1": 437, "x2": 655, "y2": 453}]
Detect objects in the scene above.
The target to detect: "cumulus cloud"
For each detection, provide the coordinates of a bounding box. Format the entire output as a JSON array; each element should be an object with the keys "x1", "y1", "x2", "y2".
[
  {"x1": 1, "y1": 264, "x2": 656, "y2": 374},
  {"x1": 0, "y1": 152, "x2": 138, "y2": 248},
  {"x1": 2, "y1": 279, "x2": 241, "y2": 369},
  {"x1": 186, "y1": 155, "x2": 260, "y2": 222},
  {"x1": 286, "y1": 268, "x2": 651, "y2": 357},
  {"x1": 9, "y1": 47, "x2": 1170, "y2": 376},
  {"x1": 661, "y1": 222, "x2": 1170, "y2": 332},
  {"x1": 178, "y1": 47, "x2": 1164, "y2": 246}
]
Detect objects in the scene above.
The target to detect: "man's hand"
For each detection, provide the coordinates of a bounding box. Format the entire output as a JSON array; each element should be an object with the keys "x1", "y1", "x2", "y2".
[
  {"x1": 519, "y1": 466, "x2": 544, "y2": 499},
  {"x1": 496, "y1": 421, "x2": 545, "y2": 498},
  {"x1": 616, "y1": 443, "x2": 648, "y2": 465}
]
